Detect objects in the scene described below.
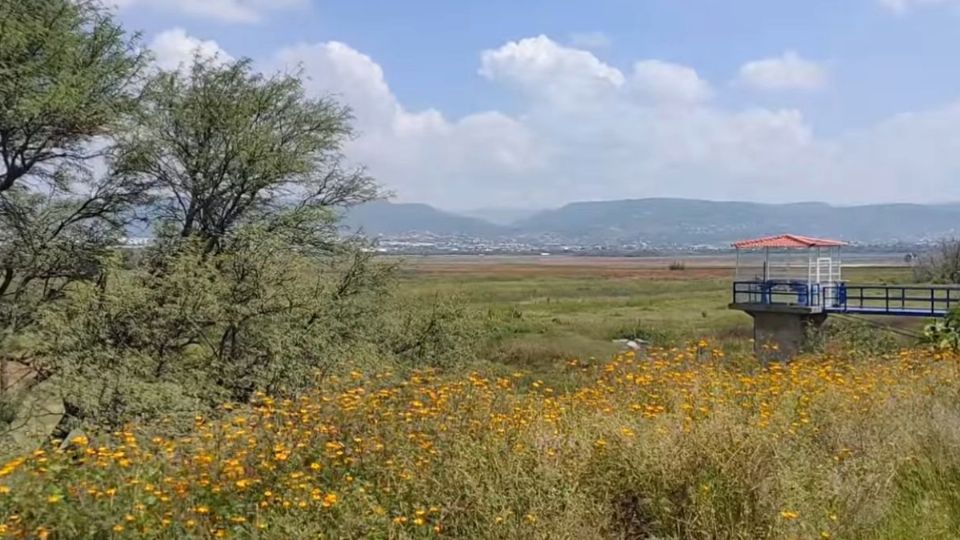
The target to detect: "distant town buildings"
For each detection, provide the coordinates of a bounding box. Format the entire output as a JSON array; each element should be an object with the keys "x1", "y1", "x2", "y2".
[
  {"x1": 356, "y1": 231, "x2": 928, "y2": 257},
  {"x1": 118, "y1": 231, "x2": 938, "y2": 258}
]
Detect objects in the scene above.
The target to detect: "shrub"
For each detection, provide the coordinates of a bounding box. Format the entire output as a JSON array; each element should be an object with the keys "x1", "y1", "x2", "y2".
[
  {"x1": 668, "y1": 260, "x2": 686, "y2": 271},
  {"x1": 19, "y1": 234, "x2": 393, "y2": 430},
  {"x1": 383, "y1": 294, "x2": 496, "y2": 370},
  {"x1": 822, "y1": 318, "x2": 902, "y2": 358},
  {"x1": 8, "y1": 233, "x2": 497, "y2": 434},
  {"x1": 913, "y1": 238, "x2": 960, "y2": 283},
  {"x1": 923, "y1": 308, "x2": 960, "y2": 351}
]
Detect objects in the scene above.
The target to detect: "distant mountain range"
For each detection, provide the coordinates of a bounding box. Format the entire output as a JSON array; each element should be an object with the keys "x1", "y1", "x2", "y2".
[
  {"x1": 343, "y1": 201, "x2": 503, "y2": 238},
  {"x1": 457, "y1": 207, "x2": 543, "y2": 226},
  {"x1": 342, "y1": 198, "x2": 960, "y2": 246}
]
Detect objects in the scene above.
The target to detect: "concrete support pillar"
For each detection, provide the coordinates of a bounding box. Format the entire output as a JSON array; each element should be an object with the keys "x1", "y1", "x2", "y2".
[{"x1": 746, "y1": 310, "x2": 827, "y2": 362}]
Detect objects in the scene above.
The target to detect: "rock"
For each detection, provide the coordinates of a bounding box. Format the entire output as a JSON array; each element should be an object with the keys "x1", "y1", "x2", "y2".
[
  {"x1": 613, "y1": 338, "x2": 649, "y2": 352},
  {"x1": 4, "y1": 378, "x2": 65, "y2": 455}
]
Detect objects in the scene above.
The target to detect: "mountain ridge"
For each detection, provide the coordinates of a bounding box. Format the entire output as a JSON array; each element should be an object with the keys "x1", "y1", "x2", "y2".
[{"x1": 343, "y1": 198, "x2": 960, "y2": 245}]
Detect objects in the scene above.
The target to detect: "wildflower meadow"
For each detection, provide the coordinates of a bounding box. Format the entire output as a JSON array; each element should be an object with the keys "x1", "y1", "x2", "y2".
[{"x1": 3, "y1": 344, "x2": 960, "y2": 539}]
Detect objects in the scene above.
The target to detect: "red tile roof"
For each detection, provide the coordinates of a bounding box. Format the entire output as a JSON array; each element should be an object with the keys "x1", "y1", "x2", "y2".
[{"x1": 732, "y1": 234, "x2": 846, "y2": 249}]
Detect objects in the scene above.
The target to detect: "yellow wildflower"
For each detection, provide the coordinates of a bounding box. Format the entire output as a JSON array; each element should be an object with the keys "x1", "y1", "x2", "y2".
[{"x1": 780, "y1": 510, "x2": 799, "y2": 520}]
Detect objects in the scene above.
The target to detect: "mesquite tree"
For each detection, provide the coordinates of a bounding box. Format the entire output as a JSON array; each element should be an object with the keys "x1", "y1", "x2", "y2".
[
  {"x1": 114, "y1": 58, "x2": 378, "y2": 255},
  {"x1": 0, "y1": 0, "x2": 147, "y2": 342}
]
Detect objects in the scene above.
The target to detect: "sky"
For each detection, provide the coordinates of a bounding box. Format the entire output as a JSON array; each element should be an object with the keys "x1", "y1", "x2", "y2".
[{"x1": 109, "y1": 0, "x2": 960, "y2": 210}]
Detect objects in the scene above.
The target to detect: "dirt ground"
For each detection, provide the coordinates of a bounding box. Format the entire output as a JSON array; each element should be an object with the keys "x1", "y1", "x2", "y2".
[
  {"x1": 393, "y1": 254, "x2": 907, "y2": 279},
  {"x1": 395, "y1": 255, "x2": 735, "y2": 279}
]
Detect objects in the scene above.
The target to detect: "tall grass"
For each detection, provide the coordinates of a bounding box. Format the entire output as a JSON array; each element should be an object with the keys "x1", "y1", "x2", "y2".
[{"x1": 2, "y1": 345, "x2": 960, "y2": 538}]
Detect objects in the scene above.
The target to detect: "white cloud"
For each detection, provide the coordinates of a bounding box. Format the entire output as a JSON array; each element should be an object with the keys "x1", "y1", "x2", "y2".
[
  {"x1": 107, "y1": 0, "x2": 305, "y2": 24},
  {"x1": 275, "y1": 36, "x2": 824, "y2": 207},
  {"x1": 150, "y1": 29, "x2": 232, "y2": 71},
  {"x1": 149, "y1": 33, "x2": 960, "y2": 208},
  {"x1": 630, "y1": 60, "x2": 713, "y2": 104},
  {"x1": 274, "y1": 42, "x2": 545, "y2": 204},
  {"x1": 276, "y1": 42, "x2": 399, "y2": 130},
  {"x1": 737, "y1": 51, "x2": 828, "y2": 92},
  {"x1": 478, "y1": 39, "x2": 708, "y2": 107},
  {"x1": 569, "y1": 32, "x2": 612, "y2": 50},
  {"x1": 479, "y1": 35, "x2": 625, "y2": 108},
  {"x1": 271, "y1": 36, "x2": 850, "y2": 207}
]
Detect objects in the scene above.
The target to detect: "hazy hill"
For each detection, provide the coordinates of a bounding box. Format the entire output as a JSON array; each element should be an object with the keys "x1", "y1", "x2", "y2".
[
  {"x1": 343, "y1": 198, "x2": 960, "y2": 245},
  {"x1": 514, "y1": 198, "x2": 960, "y2": 244},
  {"x1": 341, "y1": 200, "x2": 506, "y2": 237},
  {"x1": 457, "y1": 207, "x2": 543, "y2": 226}
]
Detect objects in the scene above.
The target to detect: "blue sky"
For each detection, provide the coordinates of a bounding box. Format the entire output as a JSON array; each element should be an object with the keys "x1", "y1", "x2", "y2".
[{"x1": 111, "y1": 0, "x2": 960, "y2": 209}]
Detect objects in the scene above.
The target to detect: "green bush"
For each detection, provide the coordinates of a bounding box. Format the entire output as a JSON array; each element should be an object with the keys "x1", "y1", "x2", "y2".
[
  {"x1": 14, "y1": 233, "x2": 495, "y2": 432},
  {"x1": 923, "y1": 309, "x2": 960, "y2": 351},
  {"x1": 824, "y1": 318, "x2": 902, "y2": 357},
  {"x1": 25, "y1": 239, "x2": 359, "y2": 428},
  {"x1": 383, "y1": 294, "x2": 496, "y2": 369},
  {"x1": 913, "y1": 238, "x2": 960, "y2": 284}
]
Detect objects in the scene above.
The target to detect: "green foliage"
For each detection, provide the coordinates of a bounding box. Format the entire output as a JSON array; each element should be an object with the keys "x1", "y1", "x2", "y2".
[
  {"x1": 0, "y1": 0, "x2": 149, "y2": 334},
  {"x1": 114, "y1": 58, "x2": 378, "y2": 253},
  {"x1": 923, "y1": 309, "x2": 960, "y2": 351},
  {"x1": 913, "y1": 238, "x2": 960, "y2": 284},
  {"x1": 0, "y1": 0, "x2": 146, "y2": 191},
  {"x1": 609, "y1": 319, "x2": 680, "y2": 345},
  {"x1": 0, "y1": 0, "x2": 151, "y2": 444},
  {"x1": 384, "y1": 294, "x2": 494, "y2": 369},
  {"x1": 26, "y1": 234, "x2": 389, "y2": 428},
  {"x1": 11, "y1": 227, "x2": 492, "y2": 430},
  {"x1": 824, "y1": 318, "x2": 902, "y2": 357},
  {"x1": 0, "y1": 179, "x2": 148, "y2": 334}
]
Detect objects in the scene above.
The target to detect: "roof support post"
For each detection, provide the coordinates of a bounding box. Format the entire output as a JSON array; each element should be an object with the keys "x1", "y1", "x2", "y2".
[
  {"x1": 837, "y1": 247, "x2": 842, "y2": 283},
  {"x1": 735, "y1": 248, "x2": 741, "y2": 281}
]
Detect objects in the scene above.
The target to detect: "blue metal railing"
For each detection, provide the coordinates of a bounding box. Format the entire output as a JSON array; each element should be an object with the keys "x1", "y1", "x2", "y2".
[
  {"x1": 826, "y1": 285, "x2": 960, "y2": 317},
  {"x1": 733, "y1": 280, "x2": 960, "y2": 317},
  {"x1": 732, "y1": 280, "x2": 822, "y2": 307}
]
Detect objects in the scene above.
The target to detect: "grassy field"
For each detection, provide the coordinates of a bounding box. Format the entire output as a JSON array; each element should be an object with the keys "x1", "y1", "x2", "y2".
[{"x1": 397, "y1": 256, "x2": 918, "y2": 365}]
